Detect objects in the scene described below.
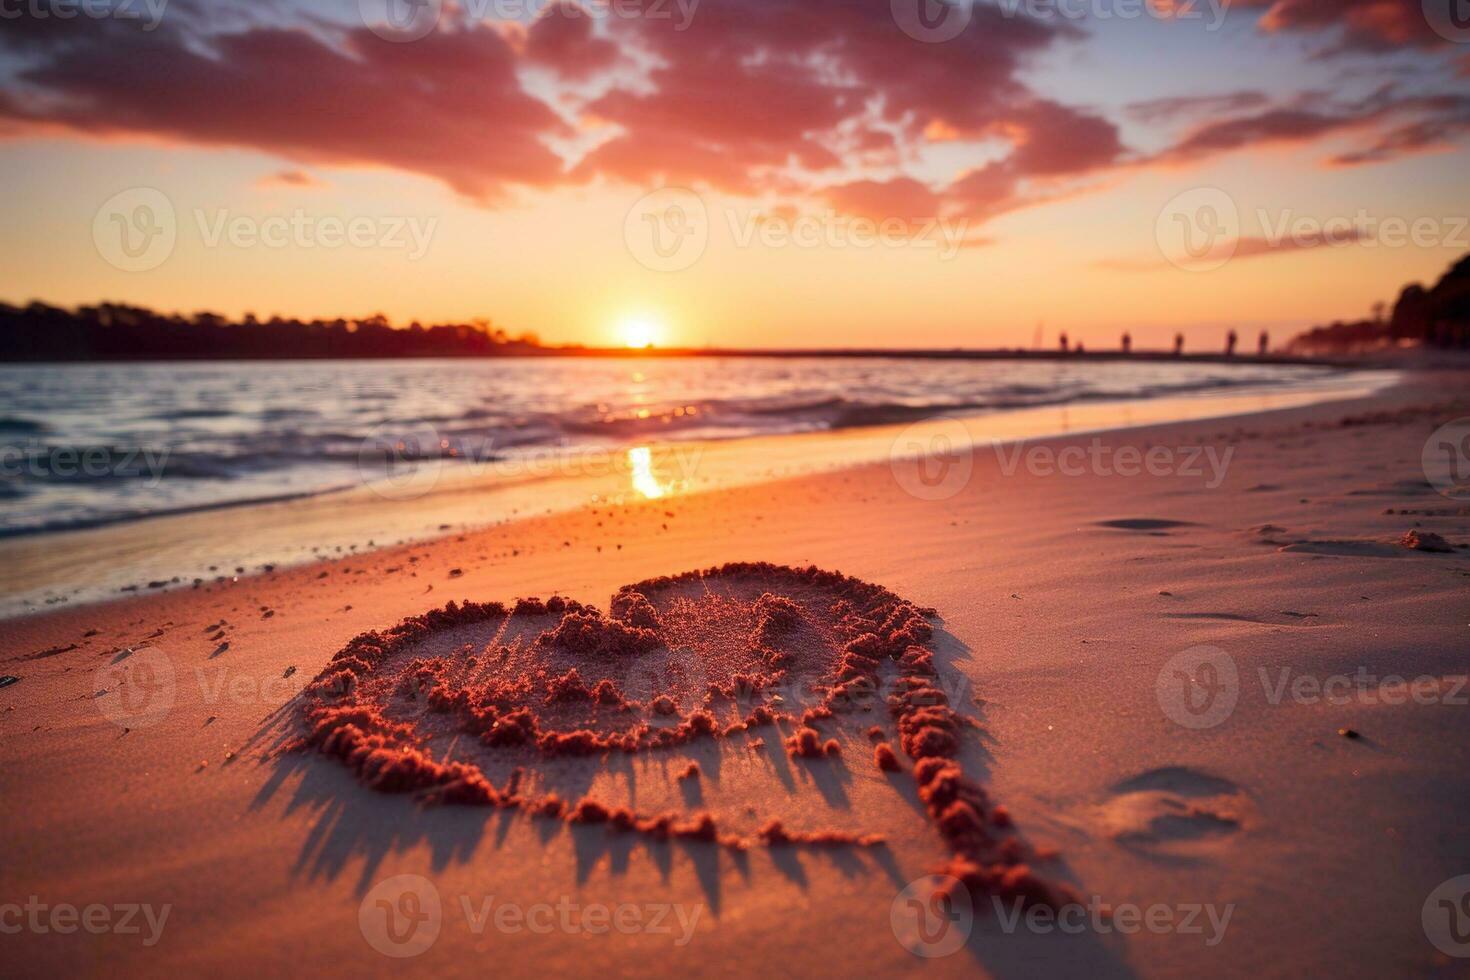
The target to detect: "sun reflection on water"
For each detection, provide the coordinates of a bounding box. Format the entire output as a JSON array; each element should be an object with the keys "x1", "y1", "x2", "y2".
[{"x1": 627, "y1": 445, "x2": 668, "y2": 499}]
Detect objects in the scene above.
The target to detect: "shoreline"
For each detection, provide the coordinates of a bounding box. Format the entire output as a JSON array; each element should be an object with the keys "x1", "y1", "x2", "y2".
[
  {"x1": 0, "y1": 348, "x2": 1374, "y2": 366},
  {"x1": 1, "y1": 370, "x2": 1399, "y2": 620},
  {"x1": 3, "y1": 367, "x2": 1467, "y2": 978}
]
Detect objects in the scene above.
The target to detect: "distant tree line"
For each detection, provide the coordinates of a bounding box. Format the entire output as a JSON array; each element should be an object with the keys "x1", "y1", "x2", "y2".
[
  {"x1": 0, "y1": 302, "x2": 567, "y2": 361},
  {"x1": 1289, "y1": 252, "x2": 1470, "y2": 353}
]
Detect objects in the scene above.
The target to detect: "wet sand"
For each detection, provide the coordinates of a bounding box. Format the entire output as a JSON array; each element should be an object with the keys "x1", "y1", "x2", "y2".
[{"x1": 0, "y1": 372, "x2": 1394, "y2": 617}]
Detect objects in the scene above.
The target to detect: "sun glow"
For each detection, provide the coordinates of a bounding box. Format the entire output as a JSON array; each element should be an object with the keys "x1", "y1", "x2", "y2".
[
  {"x1": 627, "y1": 446, "x2": 667, "y2": 499},
  {"x1": 618, "y1": 316, "x2": 662, "y2": 349}
]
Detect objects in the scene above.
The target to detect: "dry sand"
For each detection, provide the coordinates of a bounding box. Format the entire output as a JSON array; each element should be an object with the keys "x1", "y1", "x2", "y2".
[{"x1": 3, "y1": 371, "x2": 1469, "y2": 978}]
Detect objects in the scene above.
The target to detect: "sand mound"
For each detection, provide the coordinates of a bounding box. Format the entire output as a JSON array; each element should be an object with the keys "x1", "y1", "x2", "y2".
[{"x1": 294, "y1": 562, "x2": 1064, "y2": 905}]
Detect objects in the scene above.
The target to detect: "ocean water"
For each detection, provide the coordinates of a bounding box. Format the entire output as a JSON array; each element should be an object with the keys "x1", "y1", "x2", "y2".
[{"x1": 0, "y1": 356, "x2": 1347, "y2": 536}]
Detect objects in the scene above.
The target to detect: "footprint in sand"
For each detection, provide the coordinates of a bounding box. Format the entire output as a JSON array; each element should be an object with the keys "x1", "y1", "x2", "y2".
[{"x1": 1093, "y1": 767, "x2": 1252, "y2": 857}]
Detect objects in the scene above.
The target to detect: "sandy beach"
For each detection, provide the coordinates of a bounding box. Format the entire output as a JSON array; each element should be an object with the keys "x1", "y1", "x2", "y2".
[
  {"x1": 4, "y1": 369, "x2": 1469, "y2": 978},
  {"x1": 8, "y1": 0, "x2": 1470, "y2": 972}
]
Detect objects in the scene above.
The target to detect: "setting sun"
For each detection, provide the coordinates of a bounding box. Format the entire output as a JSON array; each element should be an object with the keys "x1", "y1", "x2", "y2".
[{"x1": 618, "y1": 316, "x2": 662, "y2": 349}]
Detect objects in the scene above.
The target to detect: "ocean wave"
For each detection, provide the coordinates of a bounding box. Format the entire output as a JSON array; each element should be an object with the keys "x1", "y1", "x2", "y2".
[{"x1": 0, "y1": 356, "x2": 1345, "y2": 537}]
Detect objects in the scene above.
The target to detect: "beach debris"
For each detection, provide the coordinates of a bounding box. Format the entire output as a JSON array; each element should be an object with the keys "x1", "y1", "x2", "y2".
[
  {"x1": 1400, "y1": 530, "x2": 1453, "y2": 553},
  {"x1": 0, "y1": 675, "x2": 19, "y2": 689},
  {"x1": 678, "y1": 762, "x2": 700, "y2": 780},
  {"x1": 1338, "y1": 728, "x2": 1361, "y2": 740},
  {"x1": 283, "y1": 665, "x2": 296, "y2": 678},
  {"x1": 448, "y1": 568, "x2": 463, "y2": 578}
]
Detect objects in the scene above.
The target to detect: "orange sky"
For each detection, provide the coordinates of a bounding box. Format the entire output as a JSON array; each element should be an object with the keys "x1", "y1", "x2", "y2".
[{"x1": 2, "y1": 0, "x2": 1467, "y2": 349}]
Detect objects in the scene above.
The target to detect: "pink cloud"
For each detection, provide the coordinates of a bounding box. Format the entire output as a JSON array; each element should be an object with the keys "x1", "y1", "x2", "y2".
[
  {"x1": 1099, "y1": 225, "x2": 1373, "y2": 272},
  {"x1": 0, "y1": 18, "x2": 569, "y2": 201},
  {"x1": 1232, "y1": 0, "x2": 1453, "y2": 53},
  {"x1": 524, "y1": 2, "x2": 623, "y2": 80},
  {"x1": 13, "y1": 0, "x2": 1458, "y2": 236},
  {"x1": 1152, "y1": 90, "x2": 1470, "y2": 168}
]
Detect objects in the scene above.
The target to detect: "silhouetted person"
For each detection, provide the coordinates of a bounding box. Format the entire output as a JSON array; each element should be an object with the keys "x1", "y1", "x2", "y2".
[
  {"x1": 1225, "y1": 329, "x2": 1237, "y2": 357},
  {"x1": 1121, "y1": 332, "x2": 1131, "y2": 354},
  {"x1": 1059, "y1": 332, "x2": 1069, "y2": 353},
  {"x1": 1076, "y1": 342, "x2": 1086, "y2": 354},
  {"x1": 1174, "y1": 332, "x2": 1184, "y2": 356},
  {"x1": 1258, "y1": 330, "x2": 1269, "y2": 356}
]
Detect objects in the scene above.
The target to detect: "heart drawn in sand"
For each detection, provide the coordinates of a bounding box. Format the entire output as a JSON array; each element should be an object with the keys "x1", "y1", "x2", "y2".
[{"x1": 296, "y1": 563, "x2": 1063, "y2": 906}]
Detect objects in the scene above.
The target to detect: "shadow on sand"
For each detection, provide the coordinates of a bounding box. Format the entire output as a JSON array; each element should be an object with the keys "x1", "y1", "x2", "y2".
[{"x1": 242, "y1": 624, "x2": 1136, "y2": 975}]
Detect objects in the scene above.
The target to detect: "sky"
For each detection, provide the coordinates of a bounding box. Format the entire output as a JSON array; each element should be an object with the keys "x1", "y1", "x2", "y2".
[{"x1": 1, "y1": 0, "x2": 1468, "y2": 350}]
